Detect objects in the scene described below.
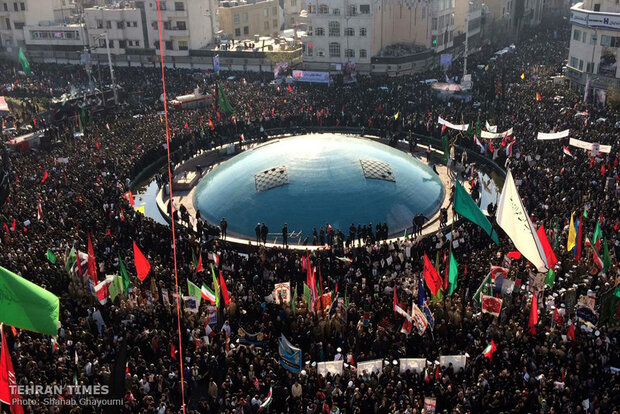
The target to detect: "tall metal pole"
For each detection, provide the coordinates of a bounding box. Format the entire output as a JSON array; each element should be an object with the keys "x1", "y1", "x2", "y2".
[
  {"x1": 103, "y1": 32, "x2": 118, "y2": 105},
  {"x1": 463, "y1": 1, "x2": 470, "y2": 78}
]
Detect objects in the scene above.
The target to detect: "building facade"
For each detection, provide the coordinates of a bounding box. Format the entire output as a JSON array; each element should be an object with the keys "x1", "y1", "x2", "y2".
[
  {"x1": 567, "y1": 0, "x2": 620, "y2": 95},
  {"x1": 283, "y1": 0, "x2": 304, "y2": 29},
  {"x1": 218, "y1": 0, "x2": 280, "y2": 40}
]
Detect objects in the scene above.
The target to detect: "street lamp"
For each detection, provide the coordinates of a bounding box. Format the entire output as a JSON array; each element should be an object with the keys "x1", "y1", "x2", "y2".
[{"x1": 94, "y1": 32, "x2": 118, "y2": 106}]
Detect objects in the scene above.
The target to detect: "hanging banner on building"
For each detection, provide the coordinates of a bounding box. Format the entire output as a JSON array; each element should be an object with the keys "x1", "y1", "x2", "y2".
[
  {"x1": 292, "y1": 70, "x2": 330, "y2": 84},
  {"x1": 536, "y1": 129, "x2": 570, "y2": 140},
  {"x1": 599, "y1": 47, "x2": 617, "y2": 77}
]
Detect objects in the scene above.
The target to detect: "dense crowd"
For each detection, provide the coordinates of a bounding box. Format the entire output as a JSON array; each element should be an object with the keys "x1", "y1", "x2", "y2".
[{"x1": 0, "y1": 22, "x2": 618, "y2": 414}]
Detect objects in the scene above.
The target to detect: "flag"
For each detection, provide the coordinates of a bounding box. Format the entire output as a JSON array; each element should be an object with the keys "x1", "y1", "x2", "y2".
[
  {"x1": 567, "y1": 321, "x2": 575, "y2": 341},
  {"x1": 18, "y1": 48, "x2": 30, "y2": 75},
  {"x1": 536, "y1": 92, "x2": 542, "y2": 101},
  {"x1": 603, "y1": 238, "x2": 612, "y2": 273},
  {"x1": 201, "y1": 284, "x2": 216, "y2": 305},
  {"x1": 170, "y1": 343, "x2": 176, "y2": 360},
  {"x1": 195, "y1": 253, "x2": 203, "y2": 273},
  {"x1": 483, "y1": 340, "x2": 497, "y2": 360},
  {"x1": 117, "y1": 255, "x2": 130, "y2": 293},
  {"x1": 36, "y1": 198, "x2": 43, "y2": 221},
  {"x1": 87, "y1": 235, "x2": 98, "y2": 287},
  {"x1": 567, "y1": 212, "x2": 576, "y2": 252},
  {"x1": 520, "y1": 73, "x2": 525, "y2": 80},
  {"x1": 394, "y1": 111, "x2": 400, "y2": 120},
  {"x1": 187, "y1": 280, "x2": 203, "y2": 307},
  {"x1": 553, "y1": 308, "x2": 563, "y2": 326},
  {"x1": 506, "y1": 140, "x2": 515, "y2": 157},
  {"x1": 303, "y1": 283, "x2": 311, "y2": 310},
  {"x1": 0, "y1": 266, "x2": 59, "y2": 335},
  {"x1": 447, "y1": 252, "x2": 458, "y2": 295},
  {"x1": 481, "y1": 294, "x2": 503, "y2": 316},
  {"x1": 259, "y1": 387, "x2": 273, "y2": 411},
  {"x1": 528, "y1": 292, "x2": 538, "y2": 335},
  {"x1": 278, "y1": 335, "x2": 302, "y2": 373},
  {"x1": 473, "y1": 272, "x2": 492, "y2": 304},
  {"x1": 123, "y1": 191, "x2": 135, "y2": 206},
  {"x1": 423, "y1": 254, "x2": 443, "y2": 296},
  {"x1": 287, "y1": 84, "x2": 293, "y2": 93},
  {"x1": 393, "y1": 286, "x2": 410, "y2": 320},
  {"x1": 563, "y1": 146, "x2": 573, "y2": 157},
  {"x1": 575, "y1": 213, "x2": 583, "y2": 261},
  {"x1": 496, "y1": 170, "x2": 548, "y2": 272},
  {"x1": 545, "y1": 268, "x2": 556, "y2": 288},
  {"x1": 64, "y1": 247, "x2": 77, "y2": 274},
  {"x1": 0, "y1": 325, "x2": 24, "y2": 414},
  {"x1": 219, "y1": 271, "x2": 230, "y2": 306},
  {"x1": 46, "y1": 249, "x2": 56, "y2": 264},
  {"x1": 210, "y1": 265, "x2": 220, "y2": 308},
  {"x1": 41, "y1": 171, "x2": 49, "y2": 184},
  {"x1": 217, "y1": 83, "x2": 235, "y2": 114},
  {"x1": 592, "y1": 220, "x2": 602, "y2": 250},
  {"x1": 107, "y1": 275, "x2": 124, "y2": 302},
  {"x1": 474, "y1": 135, "x2": 485, "y2": 153},
  {"x1": 454, "y1": 180, "x2": 499, "y2": 244},
  {"x1": 536, "y1": 226, "x2": 558, "y2": 269},
  {"x1": 132, "y1": 242, "x2": 151, "y2": 282},
  {"x1": 94, "y1": 279, "x2": 111, "y2": 305},
  {"x1": 411, "y1": 304, "x2": 428, "y2": 336}
]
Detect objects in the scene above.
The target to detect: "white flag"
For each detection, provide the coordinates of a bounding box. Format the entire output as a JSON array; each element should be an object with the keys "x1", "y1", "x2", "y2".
[
  {"x1": 496, "y1": 170, "x2": 548, "y2": 272},
  {"x1": 478, "y1": 172, "x2": 499, "y2": 215}
]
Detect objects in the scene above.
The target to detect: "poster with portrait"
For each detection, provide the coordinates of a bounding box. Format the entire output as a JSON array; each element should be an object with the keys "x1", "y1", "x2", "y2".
[{"x1": 598, "y1": 48, "x2": 617, "y2": 77}]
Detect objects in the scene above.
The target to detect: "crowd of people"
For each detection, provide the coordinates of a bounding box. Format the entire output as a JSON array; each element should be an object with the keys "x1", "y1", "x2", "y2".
[{"x1": 0, "y1": 21, "x2": 618, "y2": 414}]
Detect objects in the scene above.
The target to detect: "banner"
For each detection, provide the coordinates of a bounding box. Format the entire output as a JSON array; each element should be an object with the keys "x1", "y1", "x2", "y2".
[
  {"x1": 317, "y1": 361, "x2": 343, "y2": 377},
  {"x1": 183, "y1": 296, "x2": 199, "y2": 313},
  {"x1": 480, "y1": 294, "x2": 503, "y2": 317},
  {"x1": 278, "y1": 335, "x2": 302, "y2": 372},
  {"x1": 357, "y1": 359, "x2": 383, "y2": 377},
  {"x1": 411, "y1": 304, "x2": 429, "y2": 335},
  {"x1": 439, "y1": 355, "x2": 467, "y2": 371},
  {"x1": 569, "y1": 138, "x2": 612, "y2": 154},
  {"x1": 399, "y1": 358, "x2": 427, "y2": 374},
  {"x1": 438, "y1": 116, "x2": 469, "y2": 131},
  {"x1": 274, "y1": 282, "x2": 291, "y2": 305},
  {"x1": 536, "y1": 129, "x2": 570, "y2": 140},
  {"x1": 213, "y1": 55, "x2": 220, "y2": 73},
  {"x1": 292, "y1": 70, "x2": 330, "y2": 84},
  {"x1": 239, "y1": 327, "x2": 264, "y2": 346},
  {"x1": 424, "y1": 397, "x2": 437, "y2": 413},
  {"x1": 478, "y1": 172, "x2": 499, "y2": 215},
  {"x1": 480, "y1": 127, "x2": 513, "y2": 139},
  {"x1": 485, "y1": 121, "x2": 497, "y2": 133}
]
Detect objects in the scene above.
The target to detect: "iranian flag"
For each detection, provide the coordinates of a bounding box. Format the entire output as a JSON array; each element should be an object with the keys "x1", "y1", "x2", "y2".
[
  {"x1": 201, "y1": 284, "x2": 216, "y2": 305},
  {"x1": 480, "y1": 294, "x2": 503, "y2": 317},
  {"x1": 259, "y1": 386, "x2": 272, "y2": 411},
  {"x1": 0, "y1": 324, "x2": 24, "y2": 414},
  {"x1": 482, "y1": 340, "x2": 497, "y2": 360},
  {"x1": 562, "y1": 146, "x2": 573, "y2": 157}
]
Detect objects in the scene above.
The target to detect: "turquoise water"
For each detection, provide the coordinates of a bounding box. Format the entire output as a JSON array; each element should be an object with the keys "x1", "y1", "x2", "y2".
[{"x1": 193, "y1": 134, "x2": 445, "y2": 240}]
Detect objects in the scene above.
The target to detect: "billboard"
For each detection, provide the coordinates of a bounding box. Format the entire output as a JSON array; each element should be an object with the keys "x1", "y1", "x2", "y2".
[{"x1": 292, "y1": 70, "x2": 330, "y2": 84}]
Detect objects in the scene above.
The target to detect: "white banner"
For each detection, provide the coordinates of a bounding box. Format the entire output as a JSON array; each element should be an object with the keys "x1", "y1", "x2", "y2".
[
  {"x1": 292, "y1": 70, "x2": 330, "y2": 84},
  {"x1": 569, "y1": 138, "x2": 612, "y2": 154},
  {"x1": 480, "y1": 127, "x2": 513, "y2": 139},
  {"x1": 478, "y1": 172, "x2": 499, "y2": 215},
  {"x1": 497, "y1": 170, "x2": 548, "y2": 273},
  {"x1": 399, "y1": 358, "x2": 427, "y2": 374},
  {"x1": 357, "y1": 359, "x2": 384, "y2": 377},
  {"x1": 317, "y1": 361, "x2": 343, "y2": 377},
  {"x1": 536, "y1": 129, "x2": 570, "y2": 140},
  {"x1": 439, "y1": 355, "x2": 467, "y2": 371},
  {"x1": 485, "y1": 121, "x2": 497, "y2": 133},
  {"x1": 438, "y1": 116, "x2": 469, "y2": 131}
]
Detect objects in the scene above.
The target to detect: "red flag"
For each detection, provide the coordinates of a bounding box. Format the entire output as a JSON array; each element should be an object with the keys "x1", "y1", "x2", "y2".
[
  {"x1": 377, "y1": 103, "x2": 382, "y2": 111},
  {"x1": 567, "y1": 321, "x2": 575, "y2": 341},
  {"x1": 483, "y1": 340, "x2": 497, "y2": 360},
  {"x1": 507, "y1": 251, "x2": 522, "y2": 260},
  {"x1": 217, "y1": 111, "x2": 221, "y2": 122},
  {"x1": 0, "y1": 326, "x2": 24, "y2": 414},
  {"x1": 536, "y1": 92, "x2": 542, "y2": 101},
  {"x1": 528, "y1": 292, "x2": 538, "y2": 335},
  {"x1": 123, "y1": 191, "x2": 135, "y2": 206},
  {"x1": 95, "y1": 141, "x2": 100, "y2": 150},
  {"x1": 170, "y1": 343, "x2": 176, "y2": 360},
  {"x1": 196, "y1": 253, "x2": 203, "y2": 273},
  {"x1": 536, "y1": 225, "x2": 558, "y2": 268},
  {"x1": 553, "y1": 308, "x2": 563, "y2": 326},
  {"x1": 87, "y1": 235, "x2": 98, "y2": 286},
  {"x1": 601, "y1": 163, "x2": 606, "y2": 176},
  {"x1": 208, "y1": 118, "x2": 215, "y2": 131},
  {"x1": 133, "y1": 241, "x2": 151, "y2": 282},
  {"x1": 423, "y1": 254, "x2": 443, "y2": 296},
  {"x1": 41, "y1": 170, "x2": 49, "y2": 184},
  {"x1": 287, "y1": 85, "x2": 293, "y2": 93},
  {"x1": 184, "y1": 122, "x2": 189, "y2": 130},
  {"x1": 11, "y1": 220, "x2": 15, "y2": 232},
  {"x1": 218, "y1": 271, "x2": 230, "y2": 306},
  {"x1": 441, "y1": 125, "x2": 447, "y2": 135},
  {"x1": 575, "y1": 213, "x2": 583, "y2": 261},
  {"x1": 2, "y1": 223, "x2": 8, "y2": 235}
]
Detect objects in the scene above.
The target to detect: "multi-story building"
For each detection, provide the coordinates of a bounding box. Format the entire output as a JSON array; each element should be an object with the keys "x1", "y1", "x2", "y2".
[
  {"x1": 454, "y1": 0, "x2": 482, "y2": 48},
  {"x1": 218, "y1": 0, "x2": 280, "y2": 40},
  {"x1": 301, "y1": 0, "x2": 434, "y2": 73},
  {"x1": 566, "y1": 0, "x2": 620, "y2": 95},
  {"x1": 283, "y1": 0, "x2": 304, "y2": 29},
  {"x1": 84, "y1": 5, "x2": 147, "y2": 55},
  {"x1": 430, "y1": 0, "x2": 455, "y2": 53},
  {"x1": 0, "y1": 0, "x2": 72, "y2": 50}
]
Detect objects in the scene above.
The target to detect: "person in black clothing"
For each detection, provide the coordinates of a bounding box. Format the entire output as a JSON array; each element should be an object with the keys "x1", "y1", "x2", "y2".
[
  {"x1": 254, "y1": 222, "x2": 261, "y2": 244},
  {"x1": 220, "y1": 217, "x2": 227, "y2": 240},
  {"x1": 440, "y1": 207, "x2": 448, "y2": 228},
  {"x1": 260, "y1": 222, "x2": 268, "y2": 244},
  {"x1": 349, "y1": 223, "x2": 356, "y2": 245},
  {"x1": 282, "y1": 223, "x2": 288, "y2": 246}
]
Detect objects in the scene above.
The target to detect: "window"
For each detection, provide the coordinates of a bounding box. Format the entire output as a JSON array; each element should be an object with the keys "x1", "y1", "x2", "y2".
[
  {"x1": 2, "y1": 4, "x2": 6, "y2": 11},
  {"x1": 291, "y1": 0, "x2": 296, "y2": 5},
  {"x1": 432, "y1": 18, "x2": 437, "y2": 30},
  {"x1": 165, "y1": 40, "x2": 173, "y2": 50},
  {"x1": 590, "y1": 33, "x2": 597, "y2": 45},
  {"x1": 318, "y1": 4, "x2": 328, "y2": 14},
  {"x1": 359, "y1": 27, "x2": 366, "y2": 37},
  {"x1": 4, "y1": 18, "x2": 8, "y2": 30},
  {"x1": 586, "y1": 62, "x2": 594, "y2": 73},
  {"x1": 345, "y1": 48, "x2": 354, "y2": 58},
  {"x1": 235, "y1": 28, "x2": 241, "y2": 36},
  {"x1": 347, "y1": 5, "x2": 356, "y2": 16},
  {"x1": 345, "y1": 27, "x2": 354, "y2": 36},
  {"x1": 12, "y1": 2, "x2": 16, "y2": 11},
  {"x1": 333, "y1": 8, "x2": 340, "y2": 15},
  {"x1": 243, "y1": 26, "x2": 249, "y2": 35},
  {"x1": 19, "y1": 1, "x2": 24, "y2": 10},
  {"x1": 329, "y1": 42, "x2": 340, "y2": 57},
  {"x1": 570, "y1": 56, "x2": 578, "y2": 68},
  {"x1": 264, "y1": 8, "x2": 269, "y2": 17},
  {"x1": 272, "y1": 6, "x2": 277, "y2": 15},
  {"x1": 328, "y1": 21, "x2": 340, "y2": 37},
  {"x1": 159, "y1": 2, "x2": 166, "y2": 10},
  {"x1": 308, "y1": 5, "x2": 315, "y2": 13},
  {"x1": 234, "y1": 14, "x2": 240, "y2": 25},
  {"x1": 178, "y1": 40, "x2": 188, "y2": 50},
  {"x1": 601, "y1": 35, "x2": 620, "y2": 47},
  {"x1": 151, "y1": 21, "x2": 158, "y2": 29},
  {"x1": 273, "y1": 19, "x2": 278, "y2": 28},
  {"x1": 119, "y1": 40, "x2": 126, "y2": 48},
  {"x1": 264, "y1": 21, "x2": 269, "y2": 30},
  {"x1": 579, "y1": 59, "x2": 584, "y2": 71},
  {"x1": 13, "y1": 21, "x2": 23, "y2": 29},
  {"x1": 163, "y1": 21, "x2": 171, "y2": 30},
  {"x1": 117, "y1": 21, "x2": 124, "y2": 29},
  {"x1": 359, "y1": 49, "x2": 367, "y2": 58},
  {"x1": 174, "y1": 2, "x2": 184, "y2": 11},
  {"x1": 243, "y1": 13, "x2": 248, "y2": 22},
  {"x1": 360, "y1": 4, "x2": 370, "y2": 14},
  {"x1": 315, "y1": 27, "x2": 324, "y2": 36},
  {"x1": 177, "y1": 21, "x2": 186, "y2": 30},
  {"x1": 107, "y1": 39, "x2": 114, "y2": 48},
  {"x1": 573, "y1": 29, "x2": 581, "y2": 41},
  {"x1": 593, "y1": 3, "x2": 600, "y2": 11},
  {"x1": 317, "y1": 48, "x2": 325, "y2": 57},
  {"x1": 106, "y1": 20, "x2": 112, "y2": 29}
]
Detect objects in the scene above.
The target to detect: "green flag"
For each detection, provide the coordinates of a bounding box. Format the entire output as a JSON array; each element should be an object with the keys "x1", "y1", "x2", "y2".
[
  {"x1": 18, "y1": 48, "x2": 31, "y2": 75},
  {"x1": 187, "y1": 280, "x2": 202, "y2": 307},
  {"x1": 303, "y1": 283, "x2": 311, "y2": 310},
  {"x1": 210, "y1": 264, "x2": 220, "y2": 308},
  {"x1": 0, "y1": 265, "x2": 59, "y2": 335},
  {"x1": 442, "y1": 135, "x2": 450, "y2": 165},
  {"x1": 453, "y1": 180, "x2": 499, "y2": 244},
  {"x1": 592, "y1": 221, "x2": 602, "y2": 247},
  {"x1": 448, "y1": 252, "x2": 458, "y2": 295},
  {"x1": 545, "y1": 268, "x2": 556, "y2": 288},
  {"x1": 46, "y1": 249, "x2": 57, "y2": 264},
  {"x1": 107, "y1": 275, "x2": 124, "y2": 302},
  {"x1": 65, "y1": 246, "x2": 77, "y2": 274},
  {"x1": 603, "y1": 238, "x2": 612, "y2": 274},
  {"x1": 475, "y1": 116, "x2": 481, "y2": 138},
  {"x1": 119, "y1": 255, "x2": 130, "y2": 292},
  {"x1": 191, "y1": 249, "x2": 198, "y2": 269},
  {"x1": 473, "y1": 272, "x2": 492, "y2": 304},
  {"x1": 217, "y1": 83, "x2": 235, "y2": 114}
]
